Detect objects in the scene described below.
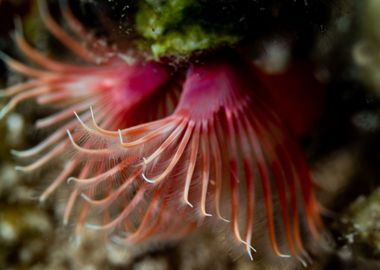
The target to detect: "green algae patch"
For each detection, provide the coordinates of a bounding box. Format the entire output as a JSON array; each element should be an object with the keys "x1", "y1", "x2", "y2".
[
  {"x1": 135, "y1": 0, "x2": 241, "y2": 59},
  {"x1": 149, "y1": 25, "x2": 240, "y2": 59}
]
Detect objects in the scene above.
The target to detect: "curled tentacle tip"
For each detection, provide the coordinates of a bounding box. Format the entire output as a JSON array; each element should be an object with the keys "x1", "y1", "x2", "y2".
[
  {"x1": 141, "y1": 172, "x2": 157, "y2": 184},
  {"x1": 66, "y1": 177, "x2": 77, "y2": 184}
]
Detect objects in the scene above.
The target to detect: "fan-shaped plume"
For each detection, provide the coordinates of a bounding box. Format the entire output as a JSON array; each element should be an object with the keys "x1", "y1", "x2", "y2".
[
  {"x1": 0, "y1": 0, "x2": 323, "y2": 263},
  {"x1": 69, "y1": 59, "x2": 323, "y2": 262},
  {"x1": 0, "y1": 0, "x2": 178, "y2": 232}
]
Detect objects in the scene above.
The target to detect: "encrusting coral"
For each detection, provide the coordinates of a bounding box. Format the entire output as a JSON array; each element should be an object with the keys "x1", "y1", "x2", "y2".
[{"x1": 0, "y1": 0, "x2": 324, "y2": 266}]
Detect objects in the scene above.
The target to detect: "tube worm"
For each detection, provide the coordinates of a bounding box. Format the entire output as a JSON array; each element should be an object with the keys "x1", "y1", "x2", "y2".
[
  {"x1": 69, "y1": 58, "x2": 323, "y2": 263},
  {"x1": 0, "y1": 0, "x2": 177, "y2": 233},
  {"x1": 0, "y1": 0, "x2": 323, "y2": 264}
]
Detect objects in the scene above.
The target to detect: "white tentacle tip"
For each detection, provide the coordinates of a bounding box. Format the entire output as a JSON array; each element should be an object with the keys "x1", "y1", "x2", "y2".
[
  {"x1": 241, "y1": 241, "x2": 256, "y2": 261},
  {"x1": 73, "y1": 111, "x2": 84, "y2": 124},
  {"x1": 220, "y1": 217, "x2": 230, "y2": 223},
  {"x1": 297, "y1": 256, "x2": 308, "y2": 268},
  {"x1": 80, "y1": 193, "x2": 92, "y2": 202},
  {"x1": 248, "y1": 253, "x2": 254, "y2": 261},
  {"x1": 10, "y1": 149, "x2": 22, "y2": 157},
  {"x1": 118, "y1": 129, "x2": 123, "y2": 144},
  {"x1": 242, "y1": 241, "x2": 257, "y2": 253},
  {"x1": 184, "y1": 200, "x2": 193, "y2": 208},
  {"x1": 63, "y1": 218, "x2": 69, "y2": 226},
  {"x1": 38, "y1": 195, "x2": 47, "y2": 203},
  {"x1": 246, "y1": 248, "x2": 254, "y2": 261},
  {"x1": 66, "y1": 129, "x2": 75, "y2": 144},
  {"x1": 297, "y1": 251, "x2": 313, "y2": 268},
  {"x1": 90, "y1": 106, "x2": 96, "y2": 120},
  {"x1": 141, "y1": 172, "x2": 156, "y2": 184},
  {"x1": 141, "y1": 158, "x2": 157, "y2": 183},
  {"x1": 0, "y1": 50, "x2": 10, "y2": 63},
  {"x1": 85, "y1": 223, "x2": 103, "y2": 230},
  {"x1": 67, "y1": 177, "x2": 76, "y2": 184},
  {"x1": 0, "y1": 106, "x2": 9, "y2": 120},
  {"x1": 142, "y1": 157, "x2": 148, "y2": 165}
]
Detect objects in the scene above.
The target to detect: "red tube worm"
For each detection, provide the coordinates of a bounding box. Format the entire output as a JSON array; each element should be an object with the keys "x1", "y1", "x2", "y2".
[
  {"x1": 69, "y1": 58, "x2": 322, "y2": 263},
  {"x1": 0, "y1": 0, "x2": 323, "y2": 265},
  {"x1": 0, "y1": 1, "x2": 176, "y2": 233}
]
